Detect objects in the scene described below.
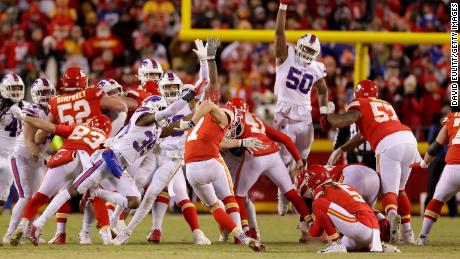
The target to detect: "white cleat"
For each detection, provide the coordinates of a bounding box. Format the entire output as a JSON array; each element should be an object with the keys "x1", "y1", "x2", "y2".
[
  {"x1": 277, "y1": 189, "x2": 288, "y2": 216},
  {"x1": 79, "y1": 231, "x2": 93, "y2": 244},
  {"x1": 112, "y1": 229, "x2": 130, "y2": 245},
  {"x1": 319, "y1": 241, "x2": 347, "y2": 253},
  {"x1": 401, "y1": 228, "x2": 415, "y2": 244},
  {"x1": 10, "y1": 220, "x2": 29, "y2": 246},
  {"x1": 192, "y1": 229, "x2": 211, "y2": 245},
  {"x1": 415, "y1": 234, "x2": 429, "y2": 246},
  {"x1": 113, "y1": 220, "x2": 126, "y2": 236},
  {"x1": 3, "y1": 233, "x2": 11, "y2": 246},
  {"x1": 389, "y1": 214, "x2": 401, "y2": 243},
  {"x1": 99, "y1": 228, "x2": 113, "y2": 245},
  {"x1": 382, "y1": 243, "x2": 401, "y2": 253},
  {"x1": 219, "y1": 230, "x2": 229, "y2": 242}
]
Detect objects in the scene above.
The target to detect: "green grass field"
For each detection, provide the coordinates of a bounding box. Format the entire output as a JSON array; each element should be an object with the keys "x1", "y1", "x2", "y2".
[{"x1": 0, "y1": 213, "x2": 459, "y2": 259}]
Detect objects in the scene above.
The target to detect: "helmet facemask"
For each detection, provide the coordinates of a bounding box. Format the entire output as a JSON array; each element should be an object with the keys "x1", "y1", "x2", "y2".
[
  {"x1": 295, "y1": 36, "x2": 320, "y2": 67},
  {"x1": 225, "y1": 110, "x2": 243, "y2": 139},
  {"x1": 161, "y1": 83, "x2": 181, "y2": 104},
  {"x1": 32, "y1": 88, "x2": 56, "y2": 105},
  {"x1": 7, "y1": 84, "x2": 24, "y2": 103}
]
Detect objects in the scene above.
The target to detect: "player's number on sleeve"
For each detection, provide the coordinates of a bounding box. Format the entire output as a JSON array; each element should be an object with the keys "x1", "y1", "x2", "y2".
[
  {"x1": 187, "y1": 117, "x2": 205, "y2": 142},
  {"x1": 370, "y1": 101, "x2": 398, "y2": 123},
  {"x1": 68, "y1": 126, "x2": 107, "y2": 149},
  {"x1": 452, "y1": 118, "x2": 460, "y2": 145},
  {"x1": 338, "y1": 184, "x2": 366, "y2": 203},
  {"x1": 286, "y1": 67, "x2": 313, "y2": 94},
  {"x1": 245, "y1": 113, "x2": 265, "y2": 134},
  {"x1": 57, "y1": 100, "x2": 91, "y2": 124}
]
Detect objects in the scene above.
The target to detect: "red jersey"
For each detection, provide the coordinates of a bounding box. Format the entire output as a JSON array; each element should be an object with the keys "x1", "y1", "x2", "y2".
[
  {"x1": 347, "y1": 97, "x2": 411, "y2": 150},
  {"x1": 313, "y1": 183, "x2": 378, "y2": 228},
  {"x1": 238, "y1": 111, "x2": 279, "y2": 156},
  {"x1": 55, "y1": 124, "x2": 108, "y2": 155},
  {"x1": 48, "y1": 87, "x2": 105, "y2": 125},
  {"x1": 185, "y1": 112, "x2": 232, "y2": 163},
  {"x1": 444, "y1": 112, "x2": 460, "y2": 165}
]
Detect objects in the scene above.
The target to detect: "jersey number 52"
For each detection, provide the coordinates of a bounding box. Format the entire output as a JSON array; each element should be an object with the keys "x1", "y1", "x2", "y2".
[{"x1": 286, "y1": 67, "x2": 313, "y2": 94}]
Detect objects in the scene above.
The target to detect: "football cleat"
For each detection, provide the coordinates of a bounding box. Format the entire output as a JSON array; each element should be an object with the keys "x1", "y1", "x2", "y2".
[
  {"x1": 29, "y1": 224, "x2": 42, "y2": 246},
  {"x1": 78, "y1": 231, "x2": 92, "y2": 244},
  {"x1": 113, "y1": 229, "x2": 130, "y2": 245},
  {"x1": 147, "y1": 229, "x2": 162, "y2": 243},
  {"x1": 9, "y1": 220, "x2": 29, "y2": 246},
  {"x1": 277, "y1": 189, "x2": 289, "y2": 216},
  {"x1": 401, "y1": 228, "x2": 415, "y2": 244},
  {"x1": 249, "y1": 228, "x2": 260, "y2": 241},
  {"x1": 2, "y1": 233, "x2": 11, "y2": 246},
  {"x1": 382, "y1": 243, "x2": 401, "y2": 253},
  {"x1": 415, "y1": 234, "x2": 429, "y2": 246},
  {"x1": 319, "y1": 241, "x2": 347, "y2": 253},
  {"x1": 389, "y1": 214, "x2": 401, "y2": 243},
  {"x1": 247, "y1": 238, "x2": 266, "y2": 252},
  {"x1": 99, "y1": 227, "x2": 113, "y2": 245},
  {"x1": 48, "y1": 232, "x2": 66, "y2": 244},
  {"x1": 112, "y1": 220, "x2": 126, "y2": 236},
  {"x1": 219, "y1": 230, "x2": 229, "y2": 242},
  {"x1": 192, "y1": 229, "x2": 211, "y2": 245}
]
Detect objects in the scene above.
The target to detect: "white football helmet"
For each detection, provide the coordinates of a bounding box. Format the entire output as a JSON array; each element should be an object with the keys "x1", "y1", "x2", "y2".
[
  {"x1": 141, "y1": 95, "x2": 168, "y2": 112},
  {"x1": 295, "y1": 34, "x2": 321, "y2": 66},
  {"x1": 138, "y1": 59, "x2": 163, "y2": 84},
  {"x1": 31, "y1": 78, "x2": 56, "y2": 105},
  {"x1": 97, "y1": 79, "x2": 124, "y2": 96},
  {"x1": 1, "y1": 73, "x2": 25, "y2": 103},
  {"x1": 159, "y1": 72, "x2": 183, "y2": 104}
]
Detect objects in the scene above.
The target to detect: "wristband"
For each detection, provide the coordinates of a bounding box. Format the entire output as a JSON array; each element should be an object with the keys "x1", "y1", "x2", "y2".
[
  {"x1": 279, "y1": 4, "x2": 287, "y2": 10},
  {"x1": 207, "y1": 55, "x2": 215, "y2": 60},
  {"x1": 319, "y1": 106, "x2": 328, "y2": 115}
]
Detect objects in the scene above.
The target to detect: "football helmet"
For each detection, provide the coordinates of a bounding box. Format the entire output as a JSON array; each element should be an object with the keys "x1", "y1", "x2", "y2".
[
  {"x1": 97, "y1": 79, "x2": 124, "y2": 96},
  {"x1": 1, "y1": 73, "x2": 25, "y2": 103},
  {"x1": 299, "y1": 164, "x2": 332, "y2": 198},
  {"x1": 228, "y1": 97, "x2": 249, "y2": 112},
  {"x1": 61, "y1": 67, "x2": 88, "y2": 92},
  {"x1": 355, "y1": 79, "x2": 379, "y2": 98},
  {"x1": 224, "y1": 107, "x2": 244, "y2": 139},
  {"x1": 31, "y1": 78, "x2": 56, "y2": 105},
  {"x1": 88, "y1": 115, "x2": 112, "y2": 136},
  {"x1": 138, "y1": 59, "x2": 163, "y2": 84},
  {"x1": 295, "y1": 34, "x2": 321, "y2": 66},
  {"x1": 159, "y1": 72, "x2": 183, "y2": 104},
  {"x1": 142, "y1": 95, "x2": 168, "y2": 112}
]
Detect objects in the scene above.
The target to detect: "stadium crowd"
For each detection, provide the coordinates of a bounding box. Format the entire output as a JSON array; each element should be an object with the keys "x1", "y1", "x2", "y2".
[{"x1": 0, "y1": 0, "x2": 452, "y2": 139}]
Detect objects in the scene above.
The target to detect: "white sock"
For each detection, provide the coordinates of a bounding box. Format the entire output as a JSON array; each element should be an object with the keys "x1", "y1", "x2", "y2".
[
  {"x1": 233, "y1": 229, "x2": 247, "y2": 243},
  {"x1": 81, "y1": 205, "x2": 94, "y2": 233},
  {"x1": 420, "y1": 217, "x2": 435, "y2": 236},
  {"x1": 92, "y1": 189, "x2": 128, "y2": 208},
  {"x1": 387, "y1": 209, "x2": 398, "y2": 218},
  {"x1": 6, "y1": 198, "x2": 28, "y2": 235},
  {"x1": 126, "y1": 196, "x2": 156, "y2": 233},
  {"x1": 245, "y1": 198, "x2": 258, "y2": 229},
  {"x1": 228, "y1": 212, "x2": 242, "y2": 228},
  {"x1": 34, "y1": 190, "x2": 71, "y2": 229},
  {"x1": 402, "y1": 222, "x2": 412, "y2": 232},
  {"x1": 375, "y1": 212, "x2": 386, "y2": 221},
  {"x1": 110, "y1": 205, "x2": 125, "y2": 227},
  {"x1": 152, "y1": 202, "x2": 168, "y2": 230},
  {"x1": 56, "y1": 222, "x2": 66, "y2": 234}
]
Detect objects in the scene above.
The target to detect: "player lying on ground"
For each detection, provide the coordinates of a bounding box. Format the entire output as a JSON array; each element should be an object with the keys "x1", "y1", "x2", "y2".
[
  {"x1": 326, "y1": 79, "x2": 421, "y2": 243},
  {"x1": 412, "y1": 105, "x2": 460, "y2": 245}
]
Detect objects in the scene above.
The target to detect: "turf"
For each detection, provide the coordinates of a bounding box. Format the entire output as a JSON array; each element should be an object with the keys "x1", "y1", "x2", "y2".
[{"x1": 0, "y1": 213, "x2": 460, "y2": 259}]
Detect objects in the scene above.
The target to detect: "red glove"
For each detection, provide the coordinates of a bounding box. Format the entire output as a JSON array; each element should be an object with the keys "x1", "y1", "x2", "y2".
[
  {"x1": 194, "y1": 80, "x2": 209, "y2": 96},
  {"x1": 319, "y1": 114, "x2": 330, "y2": 132}
]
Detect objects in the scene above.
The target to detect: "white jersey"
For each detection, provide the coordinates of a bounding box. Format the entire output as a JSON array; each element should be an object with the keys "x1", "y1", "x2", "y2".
[
  {"x1": 12, "y1": 102, "x2": 50, "y2": 158},
  {"x1": 108, "y1": 107, "x2": 162, "y2": 164},
  {"x1": 158, "y1": 104, "x2": 191, "y2": 158},
  {"x1": 0, "y1": 100, "x2": 24, "y2": 157},
  {"x1": 274, "y1": 44, "x2": 326, "y2": 122}
]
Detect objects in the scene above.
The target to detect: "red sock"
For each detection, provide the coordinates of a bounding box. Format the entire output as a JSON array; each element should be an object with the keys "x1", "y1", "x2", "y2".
[
  {"x1": 382, "y1": 192, "x2": 398, "y2": 215},
  {"x1": 56, "y1": 201, "x2": 71, "y2": 224},
  {"x1": 223, "y1": 196, "x2": 240, "y2": 214},
  {"x1": 157, "y1": 190, "x2": 170, "y2": 204},
  {"x1": 424, "y1": 199, "x2": 443, "y2": 222},
  {"x1": 119, "y1": 210, "x2": 125, "y2": 220},
  {"x1": 92, "y1": 197, "x2": 110, "y2": 228},
  {"x1": 235, "y1": 196, "x2": 249, "y2": 229},
  {"x1": 211, "y1": 207, "x2": 237, "y2": 234},
  {"x1": 178, "y1": 199, "x2": 200, "y2": 230},
  {"x1": 310, "y1": 198, "x2": 339, "y2": 241},
  {"x1": 106, "y1": 203, "x2": 115, "y2": 212},
  {"x1": 398, "y1": 190, "x2": 411, "y2": 224},
  {"x1": 284, "y1": 189, "x2": 310, "y2": 218},
  {"x1": 23, "y1": 192, "x2": 50, "y2": 221}
]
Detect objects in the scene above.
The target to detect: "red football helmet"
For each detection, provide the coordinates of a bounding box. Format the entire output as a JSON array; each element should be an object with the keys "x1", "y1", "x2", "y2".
[
  {"x1": 88, "y1": 115, "x2": 112, "y2": 136},
  {"x1": 306, "y1": 164, "x2": 332, "y2": 195},
  {"x1": 228, "y1": 97, "x2": 249, "y2": 112},
  {"x1": 61, "y1": 67, "x2": 88, "y2": 92},
  {"x1": 354, "y1": 79, "x2": 379, "y2": 98}
]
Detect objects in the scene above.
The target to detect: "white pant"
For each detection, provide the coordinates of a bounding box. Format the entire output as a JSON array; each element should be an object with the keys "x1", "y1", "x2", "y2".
[
  {"x1": 186, "y1": 158, "x2": 233, "y2": 206},
  {"x1": 328, "y1": 202, "x2": 380, "y2": 251},
  {"x1": 433, "y1": 165, "x2": 460, "y2": 203},
  {"x1": 38, "y1": 156, "x2": 83, "y2": 197},
  {"x1": 9, "y1": 155, "x2": 45, "y2": 199},
  {"x1": 129, "y1": 152, "x2": 157, "y2": 191},
  {"x1": 342, "y1": 165, "x2": 380, "y2": 208},
  {"x1": 169, "y1": 167, "x2": 189, "y2": 203},
  {"x1": 273, "y1": 113, "x2": 314, "y2": 163},
  {"x1": 0, "y1": 156, "x2": 13, "y2": 201},
  {"x1": 235, "y1": 151, "x2": 293, "y2": 196},
  {"x1": 376, "y1": 133, "x2": 420, "y2": 194}
]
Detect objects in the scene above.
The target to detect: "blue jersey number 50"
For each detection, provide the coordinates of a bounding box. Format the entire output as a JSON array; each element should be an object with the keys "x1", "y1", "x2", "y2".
[{"x1": 286, "y1": 67, "x2": 313, "y2": 94}]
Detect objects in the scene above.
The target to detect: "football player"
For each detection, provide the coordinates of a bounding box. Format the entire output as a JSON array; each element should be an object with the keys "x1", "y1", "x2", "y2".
[
  {"x1": 3, "y1": 78, "x2": 55, "y2": 245},
  {"x1": 326, "y1": 79, "x2": 421, "y2": 243},
  {"x1": 413, "y1": 105, "x2": 460, "y2": 245},
  {"x1": 273, "y1": 0, "x2": 329, "y2": 215},
  {"x1": 0, "y1": 73, "x2": 25, "y2": 206}
]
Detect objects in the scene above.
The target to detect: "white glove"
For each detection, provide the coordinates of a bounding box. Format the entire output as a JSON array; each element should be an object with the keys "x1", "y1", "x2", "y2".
[
  {"x1": 241, "y1": 137, "x2": 266, "y2": 153},
  {"x1": 319, "y1": 101, "x2": 336, "y2": 115},
  {"x1": 176, "y1": 119, "x2": 195, "y2": 131},
  {"x1": 419, "y1": 160, "x2": 429, "y2": 168},
  {"x1": 327, "y1": 147, "x2": 344, "y2": 165},
  {"x1": 10, "y1": 105, "x2": 25, "y2": 120},
  {"x1": 156, "y1": 119, "x2": 168, "y2": 128},
  {"x1": 193, "y1": 39, "x2": 208, "y2": 61}
]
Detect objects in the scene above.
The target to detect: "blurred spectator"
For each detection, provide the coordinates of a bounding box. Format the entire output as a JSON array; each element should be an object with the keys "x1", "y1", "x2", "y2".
[{"x1": 399, "y1": 75, "x2": 421, "y2": 131}]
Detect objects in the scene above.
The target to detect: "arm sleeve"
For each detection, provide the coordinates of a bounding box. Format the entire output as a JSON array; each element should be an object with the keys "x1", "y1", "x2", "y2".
[
  {"x1": 333, "y1": 126, "x2": 351, "y2": 149},
  {"x1": 265, "y1": 124, "x2": 301, "y2": 161},
  {"x1": 110, "y1": 111, "x2": 127, "y2": 137},
  {"x1": 54, "y1": 124, "x2": 74, "y2": 138},
  {"x1": 154, "y1": 99, "x2": 188, "y2": 122}
]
